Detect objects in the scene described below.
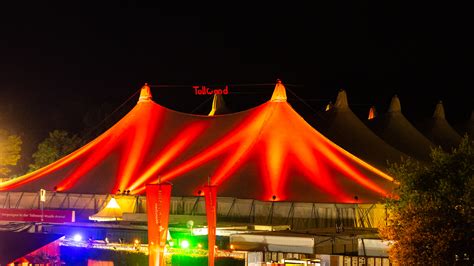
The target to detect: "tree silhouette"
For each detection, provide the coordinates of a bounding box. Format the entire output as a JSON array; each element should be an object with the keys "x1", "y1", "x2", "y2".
[
  {"x1": 380, "y1": 136, "x2": 473, "y2": 265},
  {"x1": 28, "y1": 130, "x2": 82, "y2": 172},
  {"x1": 0, "y1": 129, "x2": 22, "y2": 177}
]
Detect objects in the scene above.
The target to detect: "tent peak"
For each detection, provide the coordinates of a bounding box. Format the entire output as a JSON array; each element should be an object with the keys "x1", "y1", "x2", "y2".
[
  {"x1": 209, "y1": 94, "x2": 229, "y2": 116},
  {"x1": 325, "y1": 101, "x2": 333, "y2": 111},
  {"x1": 433, "y1": 100, "x2": 446, "y2": 119},
  {"x1": 368, "y1": 106, "x2": 377, "y2": 120},
  {"x1": 138, "y1": 83, "x2": 152, "y2": 103},
  {"x1": 270, "y1": 79, "x2": 287, "y2": 102},
  {"x1": 89, "y1": 197, "x2": 123, "y2": 221},
  {"x1": 334, "y1": 89, "x2": 349, "y2": 109},
  {"x1": 388, "y1": 95, "x2": 402, "y2": 113}
]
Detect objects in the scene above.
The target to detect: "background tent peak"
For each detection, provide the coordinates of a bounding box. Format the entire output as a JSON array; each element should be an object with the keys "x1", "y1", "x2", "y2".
[
  {"x1": 208, "y1": 94, "x2": 230, "y2": 116},
  {"x1": 138, "y1": 83, "x2": 152, "y2": 103},
  {"x1": 325, "y1": 101, "x2": 333, "y2": 111},
  {"x1": 270, "y1": 79, "x2": 287, "y2": 102},
  {"x1": 433, "y1": 101, "x2": 446, "y2": 119},
  {"x1": 368, "y1": 106, "x2": 377, "y2": 120},
  {"x1": 388, "y1": 95, "x2": 402, "y2": 113},
  {"x1": 334, "y1": 89, "x2": 349, "y2": 109}
]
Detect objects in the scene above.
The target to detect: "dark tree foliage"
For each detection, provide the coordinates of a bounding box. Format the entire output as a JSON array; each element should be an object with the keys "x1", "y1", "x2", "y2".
[
  {"x1": 28, "y1": 130, "x2": 82, "y2": 173},
  {"x1": 380, "y1": 136, "x2": 473, "y2": 265},
  {"x1": 0, "y1": 129, "x2": 22, "y2": 177}
]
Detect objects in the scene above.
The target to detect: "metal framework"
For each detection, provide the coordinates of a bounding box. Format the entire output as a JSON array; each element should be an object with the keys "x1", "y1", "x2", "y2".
[{"x1": 0, "y1": 192, "x2": 386, "y2": 229}]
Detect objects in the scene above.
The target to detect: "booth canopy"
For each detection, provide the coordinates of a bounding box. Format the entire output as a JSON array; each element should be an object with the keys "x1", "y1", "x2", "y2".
[{"x1": 89, "y1": 197, "x2": 123, "y2": 221}]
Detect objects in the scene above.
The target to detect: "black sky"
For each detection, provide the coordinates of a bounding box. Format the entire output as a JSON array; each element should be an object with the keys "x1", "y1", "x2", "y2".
[{"x1": 0, "y1": 3, "x2": 473, "y2": 171}]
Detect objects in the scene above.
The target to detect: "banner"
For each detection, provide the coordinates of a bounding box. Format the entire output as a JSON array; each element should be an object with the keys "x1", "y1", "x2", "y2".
[
  {"x1": 146, "y1": 183, "x2": 172, "y2": 266},
  {"x1": 204, "y1": 185, "x2": 217, "y2": 266},
  {"x1": 0, "y1": 208, "x2": 75, "y2": 223}
]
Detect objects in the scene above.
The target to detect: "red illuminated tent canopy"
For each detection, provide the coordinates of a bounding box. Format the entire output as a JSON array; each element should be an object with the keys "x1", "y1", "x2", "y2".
[{"x1": 1, "y1": 81, "x2": 396, "y2": 203}]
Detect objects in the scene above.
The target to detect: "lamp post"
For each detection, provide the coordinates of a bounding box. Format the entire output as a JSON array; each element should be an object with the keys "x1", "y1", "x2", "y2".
[{"x1": 270, "y1": 195, "x2": 276, "y2": 231}]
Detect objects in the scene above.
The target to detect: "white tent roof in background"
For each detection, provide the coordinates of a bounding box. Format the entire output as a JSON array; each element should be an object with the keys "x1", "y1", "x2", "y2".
[
  {"x1": 319, "y1": 90, "x2": 406, "y2": 169},
  {"x1": 368, "y1": 95, "x2": 435, "y2": 162},
  {"x1": 420, "y1": 101, "x2": 461, "y2": 151},
  {"x1": 89, "y1": 197, "x2": 123, "y2": 222}
]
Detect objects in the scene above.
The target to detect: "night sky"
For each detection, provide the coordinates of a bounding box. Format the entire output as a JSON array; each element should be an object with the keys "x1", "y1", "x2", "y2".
[{"x1": 0, "y1": 3, "x2": 472, "y2": 172}]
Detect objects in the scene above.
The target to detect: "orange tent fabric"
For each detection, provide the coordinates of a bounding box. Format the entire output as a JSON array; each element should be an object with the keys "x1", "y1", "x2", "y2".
[{"x1": 0, "y1": 82, "x2": 396, "y2": 203}]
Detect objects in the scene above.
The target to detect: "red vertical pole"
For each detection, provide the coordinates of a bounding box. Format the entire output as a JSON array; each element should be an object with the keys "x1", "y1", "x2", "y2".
[
  {"x1": 146, "y1": 183, "x2": 172, "y2": 266},
  {"x1": 204, "y1": 185, "x2": 217, "y2": 266}
]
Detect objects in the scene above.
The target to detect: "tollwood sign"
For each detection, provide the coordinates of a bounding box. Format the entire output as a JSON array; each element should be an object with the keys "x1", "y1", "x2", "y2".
[
  {"x1": 193, "y1": 85, "x2": 229, "y2": 95},
  {"x1": 0, "y1": 208, "x2": 75, "y2": 223}
]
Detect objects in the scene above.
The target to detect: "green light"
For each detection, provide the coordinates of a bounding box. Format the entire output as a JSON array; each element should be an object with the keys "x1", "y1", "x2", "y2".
[
  {"x1": 168, "y1": 241, "x2": 174, "y2": 247},
  {"x1": 180, "y1": 240, "x2": 190, "y2": 249}
]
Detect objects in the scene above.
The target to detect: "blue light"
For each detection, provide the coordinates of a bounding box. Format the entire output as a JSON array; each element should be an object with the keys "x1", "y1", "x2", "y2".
[{"x1": 73, "y1": 233, "x2": 82, "y2": 242}]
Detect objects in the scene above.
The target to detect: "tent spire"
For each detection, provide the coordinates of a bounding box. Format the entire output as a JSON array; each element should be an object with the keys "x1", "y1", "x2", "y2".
[
  {"x1": 138, "y1": 83, "x2": 152, "y2": 103},
  {"x1": 368, "y1": 106, "x2": 377, "y2": 120},
  {"x1": 325, "y1": 101, "x2": 333, "y2": 111},
  {"x1": 433, "y1": 100, "x2": 446, "y2": 119},
  {"x1": 388, "y1": 95, "x2": 402, "y2": 113},
  {"x1": 334, "y1": 89, "x2": 349, "y2": 109},
  {"x1": 270, "y1": 79, "x2": 287, "y2": 102},
  {"x1": 208, "y1": 94, "x2": 228, "y2": 116}
]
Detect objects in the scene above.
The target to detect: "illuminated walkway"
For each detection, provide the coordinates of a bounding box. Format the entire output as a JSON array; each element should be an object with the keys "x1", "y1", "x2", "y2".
[{"x1": 59, "y1": 238, "x2": 245, "y2": 260}]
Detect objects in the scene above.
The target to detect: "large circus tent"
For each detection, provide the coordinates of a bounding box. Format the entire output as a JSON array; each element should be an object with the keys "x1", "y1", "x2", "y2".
[{"x1": 0, "y1": 81, "x2": 396, "y2": 204}]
